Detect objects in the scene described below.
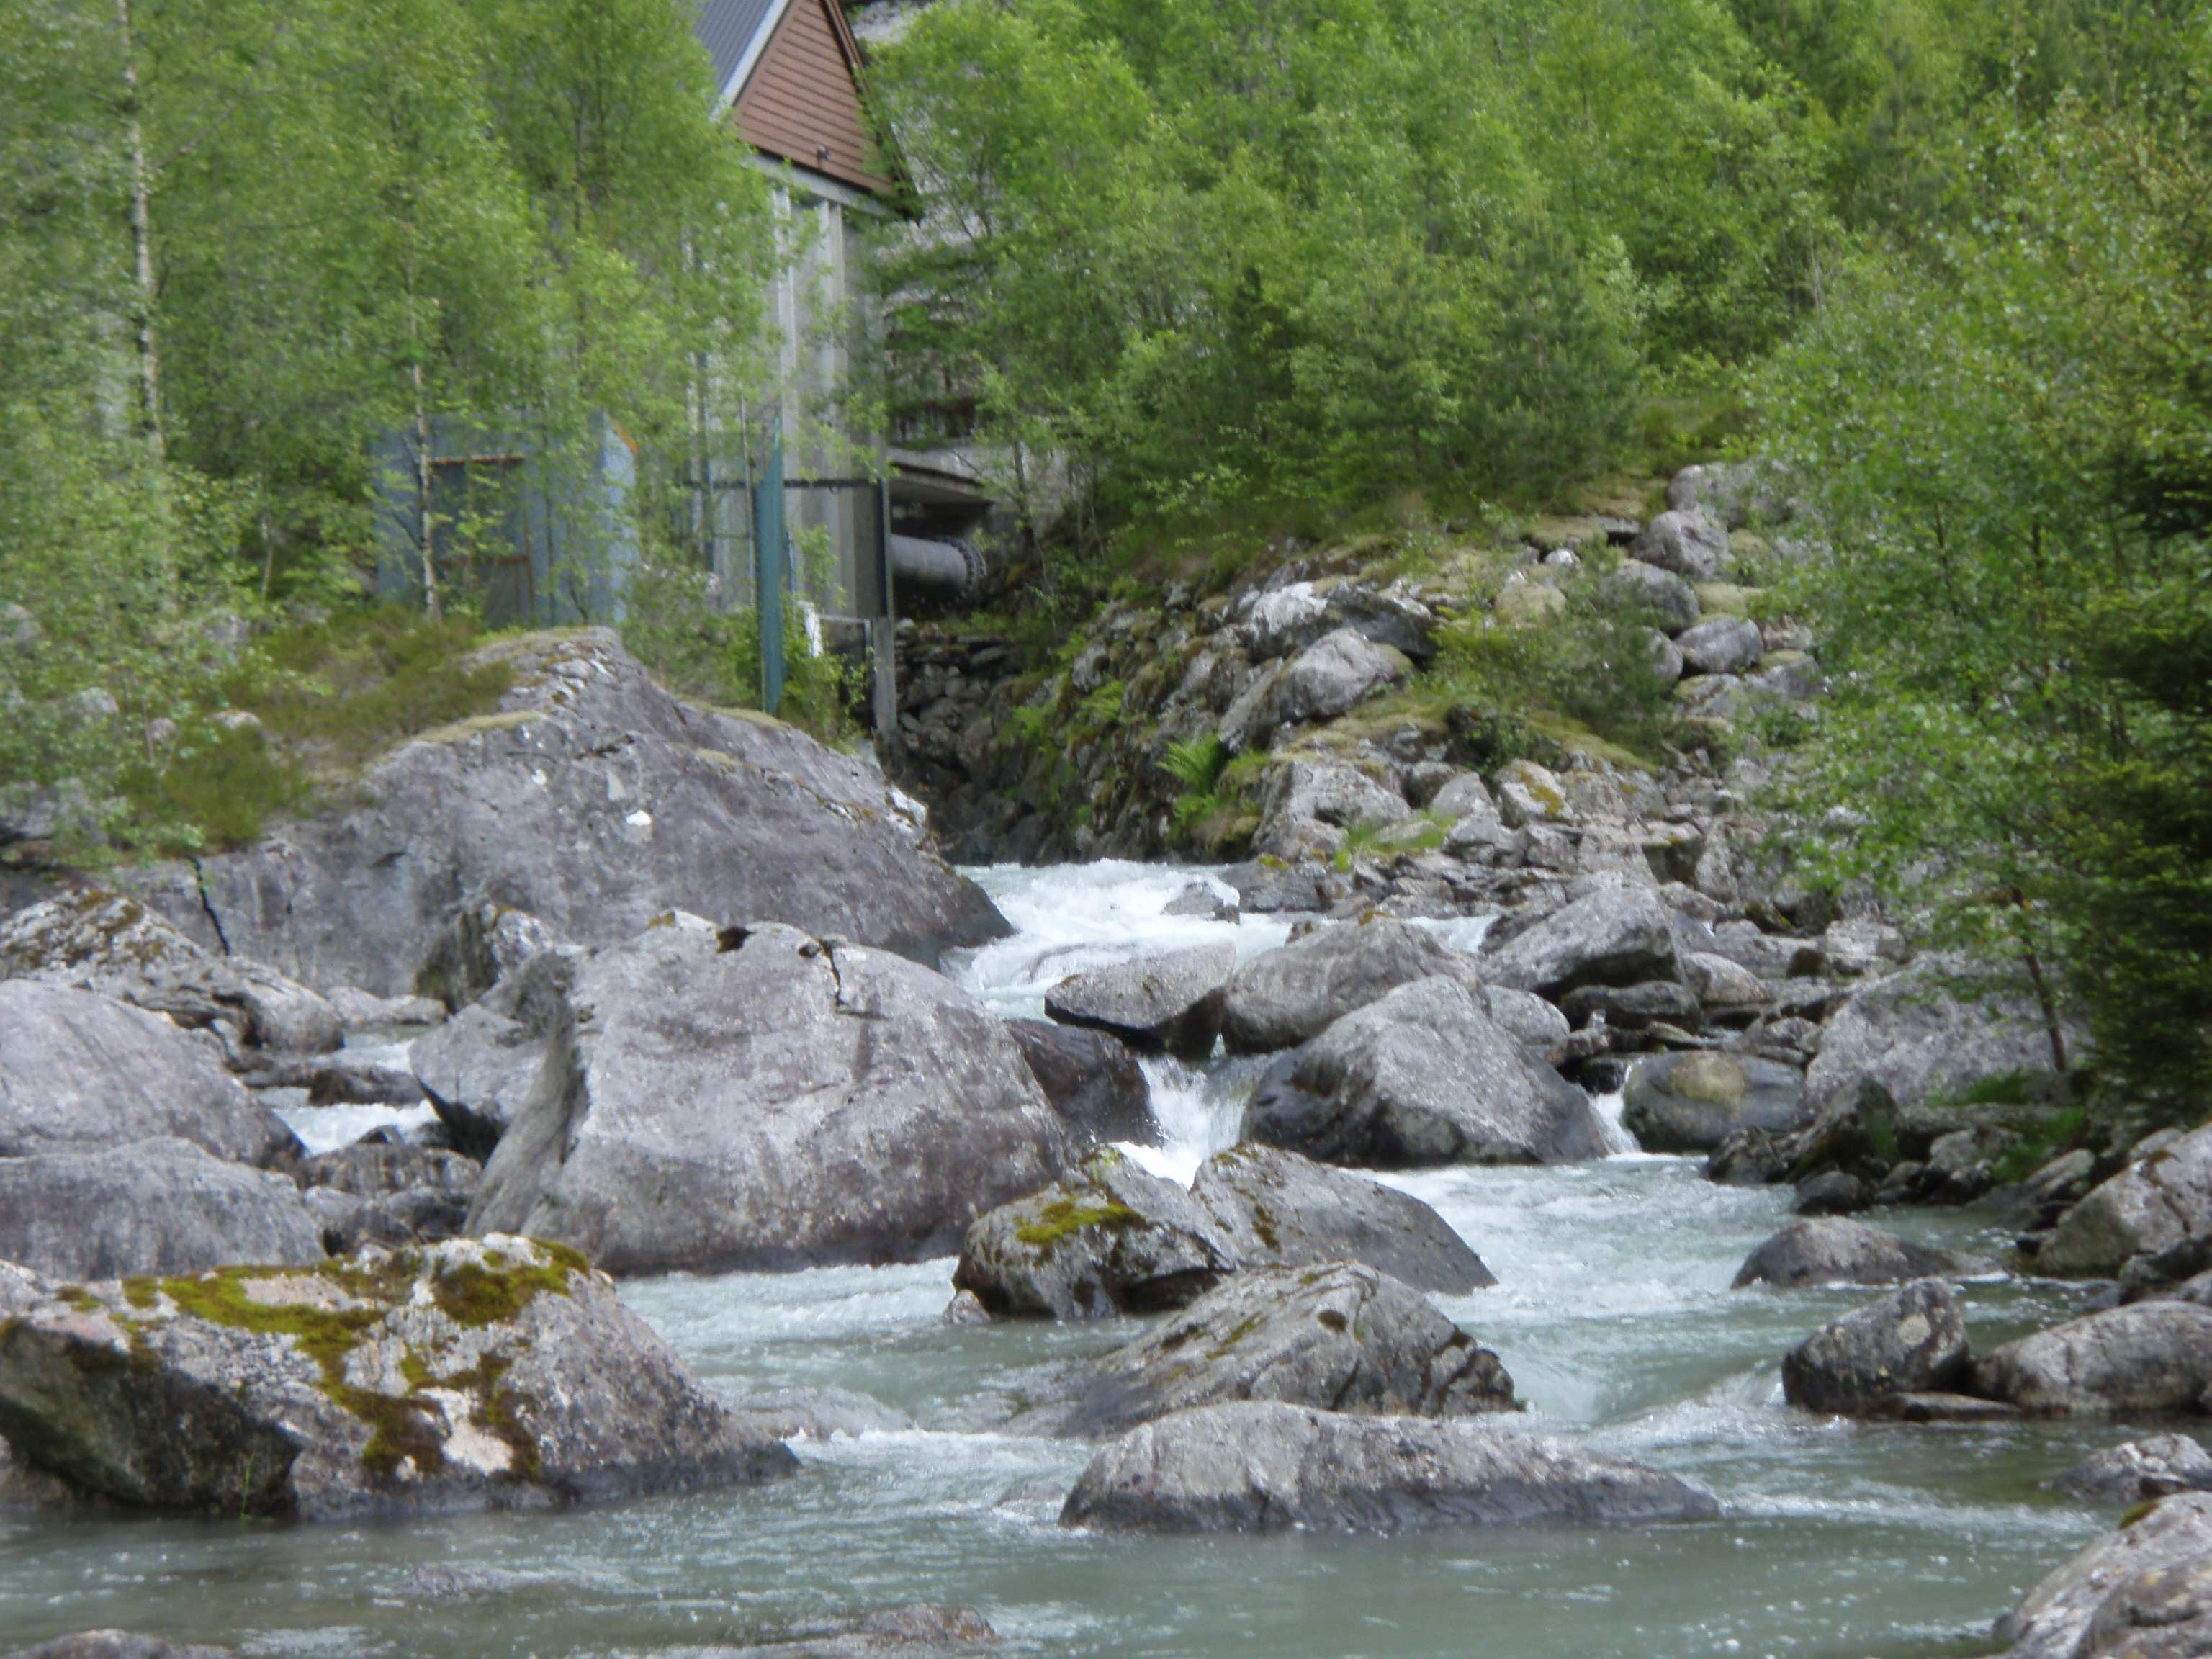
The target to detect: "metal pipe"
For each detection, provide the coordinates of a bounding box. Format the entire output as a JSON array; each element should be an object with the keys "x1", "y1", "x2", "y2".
[{"x1": 888, "y1": 533, "x2": 986, "y2": 595}]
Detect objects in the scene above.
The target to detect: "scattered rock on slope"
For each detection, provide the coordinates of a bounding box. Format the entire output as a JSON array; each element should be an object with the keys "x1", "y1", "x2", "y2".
[
  {"x1": 467, "y1": 915, "x2": 1073, "y2": 1274},
  {"x1": 1479, "y1": 885, "x2": 1681, "y2": 998},
  {"x1": 0, "y1": 889, "x2": 341, "y2": 1055},
  {"x1": 2038, "y1": 1124, "x2": 2212, "y2": 1280}
]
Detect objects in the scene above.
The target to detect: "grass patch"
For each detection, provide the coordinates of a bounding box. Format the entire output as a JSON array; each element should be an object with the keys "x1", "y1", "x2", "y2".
[{"x1": 115, "y1": 608, "x2": 513, "y2": 854}]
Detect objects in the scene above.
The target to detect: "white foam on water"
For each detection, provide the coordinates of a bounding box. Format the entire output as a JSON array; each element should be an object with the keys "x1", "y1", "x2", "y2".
[{"x1": 276, "y1": 1100, "x2": 441, "y2": 1156}]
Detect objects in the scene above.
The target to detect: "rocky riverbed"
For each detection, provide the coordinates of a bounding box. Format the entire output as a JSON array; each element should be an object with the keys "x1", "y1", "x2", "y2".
[{"x1": 2, "y1": 538, "x2": 2209, "y2": 1655}]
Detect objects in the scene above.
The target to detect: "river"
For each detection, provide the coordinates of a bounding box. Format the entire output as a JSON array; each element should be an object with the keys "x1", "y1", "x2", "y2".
[{"x1": 0, "y1": 861, "x2": 2138, "y2": 1656}]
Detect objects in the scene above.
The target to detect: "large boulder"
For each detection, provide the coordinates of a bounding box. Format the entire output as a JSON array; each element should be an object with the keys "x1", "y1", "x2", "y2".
[
  {"x1": 1267, "y1": 627, "x2": 1410, "y2": 727},
  {"x1": 1732, "y1": 1218, "x2": 1978, "y2": 1289},
  {"x1": 0, "y1": 889, "x2": 341, "y2": 1054},
  {"x1": 1621, "y1": 1053, "x2": 1807, "y2": 1154},
  {"x1": 1191, "y1": 1143, "x2": 1493, "y2": 1296},
  {"x1": 406, "y1": 1004, "x2": 552, "y2": 1161},
  {"x1": 2056, "y1": 1434, "x2": 2212, "y2": 1504},
  {"x1": 1781, "y1": 1279, "x2": 1970, "y2": 1415},
  {"x1": 0, "y1": 1138, "x2": 325, "y2": 1280},
  {"x1": 952, "y1": 1150, "x2": 1238, "y2": 1318},
  {"x1": 1249, "y1": 978, "x2": 1604, "y2": 1168},
  {"x1": 0, "y1": 982, "x2": 299, "y2": 1166},
  {"x1": 1060, "y1": 1401, "x2": 1719, "y2": 1535},
  {"x1": 2075, "y1": 1556, "x2": 2212, "y2": 1658},
  {"x1": 1029, "y1": 1262, "x2": 1517, "y2": 1438},
  {"x1": 1043, "y1": 943, "x2": 1236, "y2": 1061},
  {"x1": 1220, "y1": 917, "x2": 1482, "y2": 1054},
  {"x1": 1804, "y1": 958, "x2": 2065, "y2": 1115},
  {"x1": 1995, "y1": 1493, "x2": 2212, "y2": 1659},
  {"x1": 1479, "y1": 886, "x2": 1681, "y2": 998},
  {"x1": 1004, "y1": 1020, "x2": 1156, "y2": 1148},
  {"x1": 115, "y1": 631, "x2": 1006, "y2": 993},
  {"x1": 2041, "y1": 1125, "x2": 2212, "y2": 1280},
  {"x1": 1972, "y1": 1303, "x2": 2212, "y2": 1416},
  {"x1": 467, "y1": 916, "x2": 1074, "y2": 1273},
  {"x1": 0, "y1": 1237, "x2": 795, "y2": 1520}
]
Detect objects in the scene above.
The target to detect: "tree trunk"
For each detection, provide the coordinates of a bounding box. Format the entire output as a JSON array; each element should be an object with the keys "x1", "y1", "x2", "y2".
[{"x1": 115, "y1": 0, "x2": 164, "y2": 459}]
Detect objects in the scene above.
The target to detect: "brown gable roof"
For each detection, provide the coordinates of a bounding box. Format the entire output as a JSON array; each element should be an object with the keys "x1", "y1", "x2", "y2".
[{"x1": 729, "y1": 0, "x2": 895, "y2": 197}]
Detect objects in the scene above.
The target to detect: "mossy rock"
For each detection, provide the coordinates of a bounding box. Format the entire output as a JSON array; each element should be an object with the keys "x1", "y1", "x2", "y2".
[{"x1": 0, "y1": 1236, "x2": 789, "y2": 1521}]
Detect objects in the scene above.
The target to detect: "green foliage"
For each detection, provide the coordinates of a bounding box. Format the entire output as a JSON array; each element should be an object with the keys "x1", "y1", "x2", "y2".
[
  {"x1": 1426, "y1": 582, "x2": 1679, "y2": 771},
  {"x1": 1159, "y1": 733, "x2": 1232, "y2": 835},
  {"x1": 1756, "y1": 58, "x2": 2212, "y2": 1116},
  {"x1": 1, "y1": 0, "x2": 777, "y2": 818},
  {"x1": 1075, "y1": 680, "x2": 1128, "y2": 734},
  {"x1": 621, "y1": 558, "x2": 863, "y2": 744},
  {"x1": 868, "y1": 0, "x2": 1828, "y2": 529}
]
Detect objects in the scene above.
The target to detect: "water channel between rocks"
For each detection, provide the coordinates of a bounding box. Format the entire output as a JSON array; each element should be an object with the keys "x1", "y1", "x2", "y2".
[{"x1": 0, "y1": 860, "x2": 2136, "y2": 1658}]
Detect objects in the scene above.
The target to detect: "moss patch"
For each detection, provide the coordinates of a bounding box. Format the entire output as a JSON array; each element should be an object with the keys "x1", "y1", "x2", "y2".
[
  {"x1": 142, "y1": 1249, "x2": 578, "y2": 1488},
  {"x1": 1015, "y1": 1198, "x2": 1144, "y2": 1249}
]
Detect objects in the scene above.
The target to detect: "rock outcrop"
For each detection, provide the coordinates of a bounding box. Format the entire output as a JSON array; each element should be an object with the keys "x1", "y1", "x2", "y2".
[
  {"x1": 2040, "y1": 1125, "x2": 2212, "y2": 1280},
  {"x1": 1804, "y1": 958, "x2": 2064, "y2": 1115},
  {"x1": 1995, "y1": 1493, "x2": 2212, "y2": 1659},
  {"x1": 0, "y1": 1139, "x2": 325, "y2": 1280},
  {"x1": 1621, "y1": 1051, "x2": 1807, "y2": 1154},
  {"x1": 1732, "y1": 1218, "x2": 1980, "y2": 1290},
  {"x1": 117, "y1": 631, "x2": 1007, "y2": 994},
  {"x1": 0, "y1": 889, "x2": 341, "y2": 1054},
  {"x1": 1061, "y1": 1401, "x2": 1719, "y2": 1534},
  {"x1": 1027, "y1": 1262, "x2": 1516, "y2": 1438},
  {"x1": 0, "y1": 982, "x2": 299, "y2": 1166},
  {"x1": 1043, "y1": 943, "x2": 1235, "y2": 1060},
  {"x1": 1973, "y1": 1303, "x2": 2212, "y2": 1417},
  {"x1": 467, "y1": 916, "x2": 1074, "y2": 1273},
  {"x1": 1004, "y1": 1020, "x2": 1157, "y2": 1148},
  {"x1": 1478, "y1": 885, "x2": 1681, "y2": 998},
  {"x1": 953, "y1": 1150, "x2": 1238, "y2": 1318},
  {"x1": 0, "y1": 1238, "x2": 796, "y2": 1520},
  {"x1": 1781, "y1": 1279, "x2": 1970, "y2": 1415},
  {"x1": 1249, "y1": 978, "x2": 1604, "y2": 1167},
  {"x1": 2056, "y1": 1435, "x2": 2212, "y2": 1504},
  {"x1": 1218, "y1": 917, "x2": 1482, "y2": 1053},
  {"x1": 1190, "y1": 1143, "x2": 1493, "y2": 1295}
]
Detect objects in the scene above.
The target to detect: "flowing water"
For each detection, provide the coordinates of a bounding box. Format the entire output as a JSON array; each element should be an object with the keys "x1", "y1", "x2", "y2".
[{"x1": 0, "y1": 862, "x2": 2145, "y2": 1656}]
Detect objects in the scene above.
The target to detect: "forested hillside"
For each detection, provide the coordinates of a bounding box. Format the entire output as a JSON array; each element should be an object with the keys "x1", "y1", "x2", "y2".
[{"x1": 1, "y1": 0, "x2": 2207, "y2": 1115}]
